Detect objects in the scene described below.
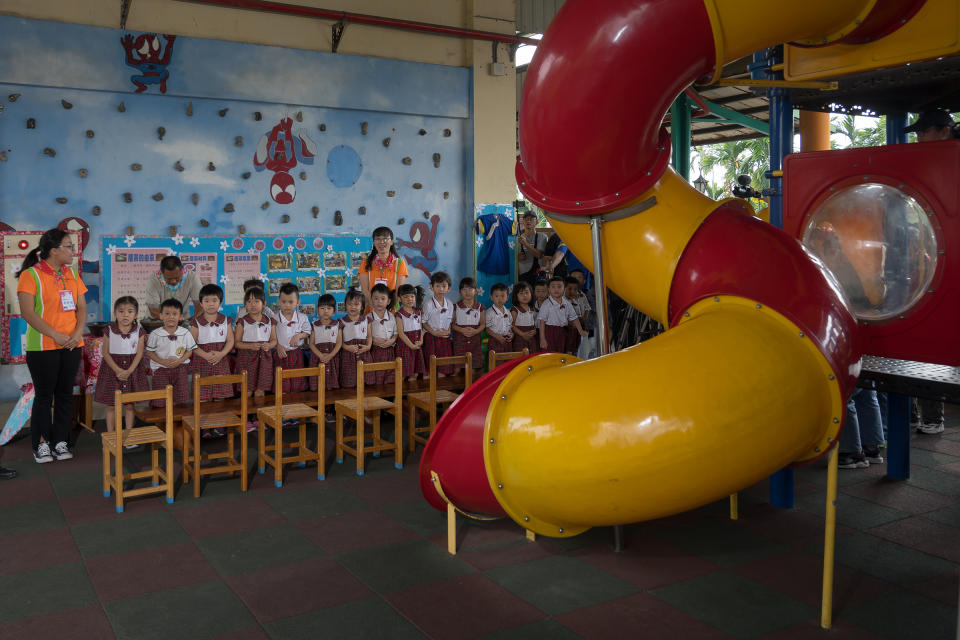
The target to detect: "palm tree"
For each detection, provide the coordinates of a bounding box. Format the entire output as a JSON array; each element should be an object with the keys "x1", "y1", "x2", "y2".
[
  {"x1": 831, "y1": 114, "x2": 886, "y2": 148},
  {"x1": 695, "y1": 138, "x2": 770, "y2": 200}
]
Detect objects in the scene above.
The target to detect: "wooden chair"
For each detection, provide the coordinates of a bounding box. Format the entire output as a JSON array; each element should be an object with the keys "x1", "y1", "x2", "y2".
[
  {"x1": 181, "y1": 372, "x2": 248, "y2": 498},
  {"x1": 256, "y1": 366, "x2": 326, "y2": 488},
  {"x1": 487, "y1": 348, "x2": 530, "y2": 372},
  {"x1": 102, "y1": 386, "x2": 175, "y2": 513},
  {"x1": 407, "y1": 353, "x2": 473, "y2": 452},
  {"x1": 335, "y1": 358, "x2": 403, "y2": 476}
]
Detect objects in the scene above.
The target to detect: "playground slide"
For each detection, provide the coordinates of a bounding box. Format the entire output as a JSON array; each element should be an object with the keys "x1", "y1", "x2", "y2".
[{"x1": 419, "y1": 0, "x2": 916, "y2": 536}]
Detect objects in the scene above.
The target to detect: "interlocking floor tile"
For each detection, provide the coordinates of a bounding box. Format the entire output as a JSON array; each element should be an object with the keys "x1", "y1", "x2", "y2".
[
  {"x1": 0, "y1": 527, "x2": 80, "y2": 576},
  {"x1": 0, "y1": 499, "x2": 66, "y2": 538},
  {"x1": 196, "y1": 523, "x2": 323, "y2": 577},
  {"x1": 572, "y1": 534, "x2": 720, "y2": 590},
  {"x1": 60, "y1": 491, "x2": 166, "y2": 526},
  {"x1": 798, "y1": 493, "x2": 910, "y2": 531},
  {"x1": 477, "y1": 618, "x2": 582, "y2": 640},
  {"x1": 868, "y1": 515, "x2": 960, "y2": 563},
  {"x1": 259, "y1": 482, "x2": 368, "y2": 521},
  {"x1": 0, "y1": 563, "x2": 98, "y2": 623},
  {"x1": 0, "y1": 475, "x2": 55, "y2": 507},
  {"x1": 264, "y1": 596, "x2": 425, "y2": 640},
  {"x1": 173, "y1": 495, "x2": 285, "y2": 539},
  {"x1": 817, "y1": 531, "x2": 958, "y2": 585},
  {"x1": 841, "y1": 478, "x2": 956, "y2": 515},
  {"x1": 649, "y1": 518, "x2": 791, "y2": 568},
  {"x1": 336, "y1": 538, "x2": 474, "y2": 593},
  {"x1": 294, "y1": 508, "x2": 419, "y2": 554},
  {"x1": 0, "y1": 604, "x2": 114, "y2": 640},
  {"x1": 842, "y1": 588, "x2": 957, "y2": 640},
  {"x1": 71, "y1": 511, "x2": 188, "y2": 559},
  {"x1": 85, "y1": 541, "x2": 219, "y2": 602}
]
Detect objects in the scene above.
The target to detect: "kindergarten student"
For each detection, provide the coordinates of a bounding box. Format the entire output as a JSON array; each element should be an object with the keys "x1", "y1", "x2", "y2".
[
  {"x1": 511, "y1": 281, "x2": 538, "y2": 354},
  {"x1": 274, "y1": 283, "x2": 311, "y2": 393},
  {"x1": 563, "y1": 277, "x2": 586, "y2": 355},
  {"x1": 236, "y1": 279, "x2": 277, "y2": 322},
  {"x1": 234, "y1": 286, "x2": 277, "y2": 396},
  {"x1": 309, "y1": 294, "x2": 341, "y2": 391},
  {"x1": 366, "y1": 283, "x2": 398, "y2": 385},
  {"x1": 539, "y1": 277, "x2": 587, "y2": 354},
  {"x1": 94, "y1": 296, "x2": 148, "y2": 440},
  {"x1": 338, "y1": 289, "x2": 372, "y2": 388},
  {"x1": 146, "y1": 298, "x2": 197, "y2": 407},
  {"x1": 395, "y1": 284, "x2": 426, "y2": 381},
  {"x1": 189, "y1": 284, "x2": 235, "y2": 401},
  {"x1": 533, "y1": 280, "x2": 548, "y2": 311},
  {"x1": 421, "y1": 271, "x2": 454, "y2": 376},
  {"x1": 452, "y1": 277, "x2": 485, "y2": 371},
  {"x1": 485, "y1": 283, "x2": 513, "y2": 356}
]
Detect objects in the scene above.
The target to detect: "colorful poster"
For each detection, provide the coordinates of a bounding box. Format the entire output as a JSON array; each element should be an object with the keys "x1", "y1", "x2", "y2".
[
  {"x1": 108, "y1": 247, "x2": 168, "y2": 318},
  {"x1": 180, "y1": 252, "x2": 218, "y2": 285},
  {"x1": 223, "y1": 253, "x2": 261, "y2": 305}
]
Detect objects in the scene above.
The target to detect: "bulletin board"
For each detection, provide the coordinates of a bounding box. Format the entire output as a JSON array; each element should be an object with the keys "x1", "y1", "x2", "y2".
[{"x1": 101, "y1": 233, "x2": 372, "y2": 320}]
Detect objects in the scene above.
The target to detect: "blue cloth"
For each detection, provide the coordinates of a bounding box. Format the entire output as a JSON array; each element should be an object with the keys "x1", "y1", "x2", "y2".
[{"x1": 475, "y1": 213, "x2": 516, "y2": 275}]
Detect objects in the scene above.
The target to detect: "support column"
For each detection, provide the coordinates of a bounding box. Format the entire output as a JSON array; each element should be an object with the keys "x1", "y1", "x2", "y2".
[
  {"x1": 799, "y1": 110, "x2": 831, "y2": 152},
  {"x1": 670, "y1": 93, "x2": 692, "y2": 180},
  {"x1": 886, "y1": 112, "x2": 908, "y2": 145}
]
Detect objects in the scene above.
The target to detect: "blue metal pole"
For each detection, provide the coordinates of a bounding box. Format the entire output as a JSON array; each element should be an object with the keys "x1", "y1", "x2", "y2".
[
  {"x1": 886, "y1": 393, "x2": 911, "y2": 479},
  {"x1": 886, "y1": 112, "x2": 908, "y2": 145}
]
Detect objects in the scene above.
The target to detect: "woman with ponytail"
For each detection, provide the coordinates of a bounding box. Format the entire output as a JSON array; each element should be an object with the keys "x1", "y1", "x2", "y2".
[
  {"x1": 358, "y1": 226, "x2": 408, "y2": 309},
  {"x1": 16, "y1": 228, "x2": 86, "y2": 464}
]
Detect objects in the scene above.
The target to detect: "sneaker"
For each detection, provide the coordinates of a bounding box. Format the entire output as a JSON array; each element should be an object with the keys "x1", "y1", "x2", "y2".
[
  {"x1": 838, "y1": 452, "x2": 869, "y2": 469},
  {"x1": 124, "y1": 443, "x2": 138, "y2": 450},
  {"x1": 918, "y1": 422, "x2": 945, "y2": 435},
  {"x1": 33, "y1": 442, "x2": 53, "y2": 464},
  {"x1": 247, "y1": 420, "x2": 258, "y2": 433},
  {"x1": 212, "y1": 428, "x2": 226, "y2": 437},
  {"x1": 53, "y1": 441, "x2": 73, "y2": 461},
  {"x1": 910, "y1": 420, "x2": 921, "y2": 429},
  {"x1": 863, "y1": 446, "x2": 884, "y2": 464}
]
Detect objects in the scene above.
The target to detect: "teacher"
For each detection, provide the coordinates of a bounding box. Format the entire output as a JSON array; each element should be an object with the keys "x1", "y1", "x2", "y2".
[
  {"x1": 145, "y1": 255, "x2": 202, "y2": 318},
  {"x1": 358, "y1": 226, "x2": 408, "y2": 308},
  {"x1": 16, "y1": 228, "x2": 86, "y2": 464}
]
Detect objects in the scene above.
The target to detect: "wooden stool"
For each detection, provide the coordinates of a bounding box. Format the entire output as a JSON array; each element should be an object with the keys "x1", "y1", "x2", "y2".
[
  {"x1": 487, "y1": 348, "x2": 529, "y2": 372},
  {"x1": 181, "y1": 372, "x2": 248, "y2": 498},
  {"x1": 335, "y1": 358, "x2": 403, "y2": 476},
  {"x1": 256, "y1": 366, "x2": 326, "y2": 488},
  {"x1": 407, "y1": 353, "x2": 473, "y2": 452},
  {"x1": 101, "y1": 386, "x2": 175, "y2": 513}
]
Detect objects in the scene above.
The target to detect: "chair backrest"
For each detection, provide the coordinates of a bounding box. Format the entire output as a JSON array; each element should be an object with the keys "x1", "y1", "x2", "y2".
[
  {"x1": 114, "y1": 386, "x2": 173, "y2": 450},
  {"x1": 431, "y1": 352, "x2": 473, "y2": 395},
  {"x1": 355, "y1": 358, "x2": 404, "y2": 410},
  {"x1": 487, "y1": 348, "x2": 530, "y2": 371},
  {"x1": 192, "y1": 372, "x2": 247, "y2": 429},
  {"x1": 274, "y1": 365, "x2": 325, "y2": 418}
]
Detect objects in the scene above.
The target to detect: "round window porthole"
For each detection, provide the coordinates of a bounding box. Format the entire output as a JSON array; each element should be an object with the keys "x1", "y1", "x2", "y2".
[{"x1": 802, "y1": 182, "x2": 938, "y2": 322}]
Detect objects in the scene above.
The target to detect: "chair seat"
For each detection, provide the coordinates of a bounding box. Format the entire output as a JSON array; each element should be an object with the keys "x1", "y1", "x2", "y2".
[
  {"x1": 182, "y1": 411, "x2": 241, "y2": 430},
  {"x1": 335, "y1": 397, "x2": 394, "y2": 413},
  {"x1": 407, "y1": 390, "x2": 459, "y2": 406},
  {"x1": 102, "y1": 425, "x2": 166, "y2": 447},
  {"x1": 257, "y1": 403, "x2": 318, "y2": 425}
]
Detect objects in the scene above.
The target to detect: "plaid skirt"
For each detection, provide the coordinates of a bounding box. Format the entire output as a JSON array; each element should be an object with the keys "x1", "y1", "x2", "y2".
[
  {"x1": 150, "y1": 364, "x2": 190, "y2": 407},
  {"x1": 274, "y1": 348, "x2": 308, "y2": 393},
  {"x1": 396, "y1": 330, "x2": 426, "y2": 377},
  {"x1": 192, "y1": 342, "x2": 234, "y2": 400},
  {"x1": 338, "y1": 339, "x2": 371, "y2": 388},
  {"x1": 486, "y1": 336, "x2": 512, "y2": 365},
  {"x1": 564, "y1": 325, "x2": 580, "y2": 355},
  {"x1": 235, "y1": 348, "x2": 274, "y2": 392},
  {"x1": 423, "y1": 332, "x2": 453, "y2": 375},
  {"x1": 94, "y1": 353, "x2": 149, "y2": 405},
  {"x1": 512, "y1": 327, "x2": 538, "y2": 355},
  {"x1": 366, "y1": 344, "x2": 396, "y2": 386},
  {"x1": 452, "y1": 327, "x2": 482, "y2": 369},
  {"x1": 308, "y1": 343, "x2": 340, "y2": 390},
  {"x1": 542, "y1": 324, "x2": 567, "y2": 354}
]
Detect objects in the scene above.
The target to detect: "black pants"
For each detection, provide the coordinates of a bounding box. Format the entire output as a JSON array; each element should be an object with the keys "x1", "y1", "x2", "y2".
[{"x1": 25, "y1": 348, "x2": 82, "y2": 450}]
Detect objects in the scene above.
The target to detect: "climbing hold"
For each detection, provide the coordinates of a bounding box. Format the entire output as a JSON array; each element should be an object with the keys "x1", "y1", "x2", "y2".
[
  {"x1": 361, "y1": 122, "x2": 368, "y2": 135},
  {"x1": 125, "y1": 226, "x2": 134, "y2": 236},
  {"x1": 433, "y1": 152, "x2": 441, "y2": 167},
  {"x1": 186, "y1": 102, "x2": 193, "y2": 116},
  {"x1": 443, "y1": 129, "x2": 451, "y2": 137},
  {"x1": 423, "y1": 211, "x2": 430, "y2": 219},
  {"x1": 26, "y1": 118, "x2": 36, "y2": 129},
  {"x1": 402, "y1": 157, "x2": 412, "y2": 165},
  {"x1": 443, "y1": 191, "x2": 449, "y2": 199},
  {"x1": 43, "y1": 147, "x2": 56, "y2": 158},
  {"x1": 123, "y1": 193, "x2": 133, "y2": 203},
  {"x1": 241, "y1": 171, "x2": 251, "y2": 179},
  {"x1": 92, "y1": 205, "x2": 101, "y2": 216},
  {"x1": 117, "y1": 102, "x2": 126, "y2": 113},
  {"x1": 382, "y1": 137, "x2": 391, "y2": 147},
  {"x1": 8, "y1": 93, "x2": 20, "y2": 102},
  {"x1": 78, "y1": 168, "x2": 88, "y2": 178},
  {"x1": 131, "y1": 163, "x2": 142, "y2": 171},
  {"x1": 397, "y1": 217, "x2": 405, "y2": 225},
  {"x1": 254, "y1": 111, "x2": 262, "y2": 121},
  {"x1": 218, "y1": 108, "x2": 228, "y2": 117},
  {"x1": 334, "y1": 210, "x2": 343, "y2": 226},
  {"x1": 238, "y1": 225, "x2": 247, "y2": 235},
  {"x1": 168, "y1": 226, "x2": 178, "y2": 236},
  {"x1": 319, "y1": 123, "x2": 326, "y2": 131},
  {"x1": 0, "y1": 151, "x2": 6, "y2": 162},
  {"x1": 199, "y1": 219, "x2": 209, "y2": 227},
  {"x1": 208, "y1": 162, "x2": 216, "y2": 171},
  {"x1": 295, "y1": 111, "x2": 303, "y2": 122},
  {"x1": 85, "y1": 130, "x2": 95, "y2": 138},
  {"x1": 157, "y1": 127, "x2": 166, "y2": 141},
  {"x1": 311, "y1": 206, "x2": 319, "y2": 218},
  {"x1": 55, "y1": 197, "x2": 67, "y2": 204},
  {"x1": 152, "y1": 192, "x2": 164, "y2": 201},
  {"x1": 261, "y1": 201, "x2": 270, "y2": 210},
  {"x1": 418, "y1": 129, "x2": 427, "y2": 136},
  {"x1": 61, "y1": 99, "x2": 72, "y2": 110},
  {"x1": 386, "y1": 190, "x2": 396, "y2": 197},
  {"x1": 191, "y1": 193, "x2": 199, "y2": 205},
  {"x1": 235, "y1": 136, "x2": 243, "y2": 147},
  {"x1": 174, "y1": 160, "x2": 184, "y2": 172},
  {"x1": 223, "y1": 203, "x2": 235, "y2": 213},
  {"x1": 299, "y1": 171, "x2": 307, "y2": 180},
  {"x1": 412, "y1": 183, "x2": 422, "y2": 189},
  {"x1": 358, "y1": 206, "x2": 366, "y2": 215},
  {"x1": 281, "y1": 214, "x2": 290, "y2": 223}
]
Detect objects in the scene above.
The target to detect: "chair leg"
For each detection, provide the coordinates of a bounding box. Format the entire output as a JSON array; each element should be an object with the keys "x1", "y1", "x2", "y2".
[
  {"x1": 182, "y1": 429, "x2": 190, "y2": 483},
  {"x1": 102, "y1": 445, "x2": 110, "y2": 498},
  {"x1": 227, "y1": 428, "x2": 236, "y2": 477},
  {"x1": 316, "y1": 418, "x2": 325, "y2": 480},
  {"x1": 152, "y1": 444, "x2": 160, "y2": 487},
  {"x1": 193, "y1": 424, "x2": 201, "y2": 498},
  {"x1": 372, "y1": 412, "x2": 381, "y2": 458},
  {"x1": 257, "y1": 418, "x2": 266, "y2": 475},
  {"x1": 356, "y1": 412, "x2": 365, "y2": 476},
  {"x1": 393, "y1": 408, "x2": 402, "y2": 470},
  {"x1": 241, "y1": 423, "x2": 249, "y2": 492},
  {"x1": 274, "y1": 423, "x2": 284, "y2": 488},
  {"x1": 165, "y1": 440, "x2": 174, "y2": 504},
  {"x1": 336, "y1": 410, "x2": 344, "y2": 463},
  {"x1": 408, "y1": 403, "x2": 416, "y2": 452},
  {"x1": 298, "y1": 420, "x2": 307, "y2": 467}
]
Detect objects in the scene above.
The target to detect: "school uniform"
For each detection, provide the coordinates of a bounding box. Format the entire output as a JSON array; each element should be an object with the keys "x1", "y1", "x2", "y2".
[
  {"x1": 235, "y1": 315, "x2": 275, "y2": 392},
  {"x1": 190, "y1": 314, "x2": 234, "y2": 400},
  {"x1": 511, "y1": 305, "x2": 539, "y2": 354},
  {"x1": 421, "y1": 296, "x2": 454, "y2": 375},
  {"x1": 396, "y1": 309, "x2": 426, "y2": 377},
  {"x1": 309, "y1": 320, "x2": 340, "y2": 390},
  {"x1": 237, "y1": 306, "x2": 277, "y2": 323},
  {"x1": 452, "y1": 301, "x2": 484, "y2": 369},
  {"x1": 537, "y1": 296, "x2": 578, "y2": 354},
  {"x1": 94, "y1": 322, "x2": 149, "y2": 405},
  {"x1": 485, "y1": 305, "x2": 513, "y2": 357},
  {"x1": 146, "y1": 326, "x2": 197, "y2": 406},
  {"x1": 365, "y1": 310, "x2": 397, "y2": 385},
  {"x1": 274, "y1": 310, "x2": 311, "y2": 392},
  {"x1": 338, "y1": 316, "x2": 370, "y2": 388}
]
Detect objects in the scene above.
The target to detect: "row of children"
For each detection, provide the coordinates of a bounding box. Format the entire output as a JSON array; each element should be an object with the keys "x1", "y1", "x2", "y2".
[{"x1": 93, "y1": 271, "x2": 594, "y2": 439}]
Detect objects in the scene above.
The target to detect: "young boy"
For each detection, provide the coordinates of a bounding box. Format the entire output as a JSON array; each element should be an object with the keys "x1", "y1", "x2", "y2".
[
  {"x1": 422, "y1": 271, "x2": 454, "y2": 376},
  {"x1": 569, "y1": 269, "x2": 596, "y2": 360},
  {"x1": 237, "y1": 278, "x2": 277, "y2": 322},
  {"x1": 533, "y1": 280, "x2": 548, "y2": 311},
  {"x1": 564, "y1": 276, "x2": 589, "y2": 355},
  {"x1": 452, "y1": 277, "x2": 485, "y2": 372},
  {"x1": 485, "y1": 282, "x2": 514, "y2": 358},
  {"x1": 538, "y1": 277, "x2": 586, "y2": 354},
  {"x1": 146, "y1": 298, "x2": 197, "y2": 407},
  {"x1": 275, "y1": 283, "x2": 311, "y2": 392}
]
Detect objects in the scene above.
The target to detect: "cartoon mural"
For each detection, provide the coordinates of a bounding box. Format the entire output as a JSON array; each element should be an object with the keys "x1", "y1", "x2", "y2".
[
  {"x1": 121, "y1": 33, "x2": 176, "y2": 93},
  {"x1": 253, "y1": 117, "x2": 318, "y2": 204},
  {"x1": 397, "y1": 215, "x2": 440, "y2": 278}
]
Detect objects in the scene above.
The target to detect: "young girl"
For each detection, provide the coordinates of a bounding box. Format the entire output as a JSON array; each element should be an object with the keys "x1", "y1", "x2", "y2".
[
  {"x1": 538, "y1": 276, "x2": 587, "y2": 354},
  {"x1": 395, "y1": 284, "x2": 426, "y2": 381},
  {"x1": 451, "y1": 277, "x2": 485, "y2": 372},
  {"x1": 309, "y1": 294, "x2": 341, "y2": 391},
  {"x1": 94, "y1": 296, "x2": 148, "y2": 442},
  {"x1": 366, "y1": 283, "x2": 398, "y2": 385},
  {"x1": 234, "y1": 287, "x2": 277, "y2": 397},
  {"x1": 189, "y1": 284, "x2": 235, "y2": 401},
  {"x1": 421, "y1": 271, "x2": 454, "y2": 376},
  {"x1": 511, "y1": 281, "x2": 538, "y2": 353},
  {"x1": 274, "y1": 283, "x2": 311, "y2": 393},
  {"x1": 338, "y1": 289, "x2": 372, "y2": 388}
]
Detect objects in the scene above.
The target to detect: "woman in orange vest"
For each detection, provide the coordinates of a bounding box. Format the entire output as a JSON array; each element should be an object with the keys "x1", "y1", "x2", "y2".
[
  {"x1": 358, "y1": 226, "x2": 409, "y2": 309},
  {"x1": 16, "y1": 228, "x2": 87, "y2": 464}
]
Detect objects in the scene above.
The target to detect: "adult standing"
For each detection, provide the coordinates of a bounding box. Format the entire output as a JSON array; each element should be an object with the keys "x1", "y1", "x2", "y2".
[
  {"x1": 517, "y1": 212, "x2": 547, "y2": 284},
  {"x1": 358, "y1": 226, "x2": 409, "y2": 308},
  {"x1": 16, "y1": 229, "x2": 86, "y2": 463},
  {"x1": 145, "y1": 256, "x2": 202, "y2": 319},
  {"x1": 540, "y1": 233, "x2": 570, "y2": 280}
]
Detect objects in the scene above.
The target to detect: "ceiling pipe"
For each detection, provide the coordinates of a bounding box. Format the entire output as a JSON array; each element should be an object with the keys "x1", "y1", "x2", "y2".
[{"x1": 174, "y1": 0, "x2": 540, "y2": 47}]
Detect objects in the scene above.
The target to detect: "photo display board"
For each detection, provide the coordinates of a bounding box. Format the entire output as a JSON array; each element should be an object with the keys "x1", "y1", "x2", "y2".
[{"x1": 101, "y1": 234, "x2": 372, "y2": 320}]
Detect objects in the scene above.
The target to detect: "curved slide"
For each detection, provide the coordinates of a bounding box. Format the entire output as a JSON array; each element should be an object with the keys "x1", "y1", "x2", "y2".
[{"x1": 420, "y1": 0, "x2": 916, "y2": 537}]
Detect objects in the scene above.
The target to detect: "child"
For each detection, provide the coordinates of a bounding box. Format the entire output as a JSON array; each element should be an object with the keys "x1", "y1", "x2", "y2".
[
  {"x1": 421, "y1": 271, "x2": 454, "y2": 376},
  {"x1": 452, "y1": 277, "x2": 485, "y2": 372},
  {"x1": 234, "y1": 286, "x2": 277, "y2": 397},
  {"x1": 538, "y1": 277, "x2": 587, "y2": 354},
  {"x1": 236, "y1": 279, "x2": 277, "y2": 322},
  {"x1": 146, "y1": 298, "x2": 197, "y2": 407},
  {"x1": 189, "y1": 284, "x2": 235, "y2": 401},
  {"x1": 564, "y1": 277, "x2": 586, "y2": 355},
  {"x1": 94, "y1": 296, "x2": 148, "y2": 442},
  {"x1": 395, "y1": 284, "x2": 426, "y2": 381},
  {"x1": 511, "y1": 281, "x2": 538, "y2": 354},
  {"x1": 366, "y1": 283, "x2": 398, "y2": 385},
  {"x1": 274, "y1": 283, "x2": 311, "y2": 393},
  {"x1": 309, "y1": 294, "x2": 341, "y2": 391},
  {"x1": 339, "y1": 289, "x2": 372, "y2": 388},
  {"x1": 533, "y1": 280, "x2": 548, "y2": 311},
  {"x1": 485, "y1": 283, "x2": 513, "y2": 357}
]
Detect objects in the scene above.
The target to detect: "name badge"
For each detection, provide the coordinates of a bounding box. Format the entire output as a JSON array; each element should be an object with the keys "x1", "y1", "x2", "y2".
[
  {"x1": 374, "y1": 278, "x2": 388, "y2": 286},
  {"x1": 59, "y1": 290, "x2": 76, "y2": 311}
]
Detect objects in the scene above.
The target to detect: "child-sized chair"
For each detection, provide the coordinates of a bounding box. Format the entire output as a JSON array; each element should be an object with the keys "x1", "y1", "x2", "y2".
[
  {"x1": 335, "y1": 358, "x2": 403, "y2": 476},
  {"x1": 257, "y1": 366, "x2": 326, "y2": 488},
  {"x1": 181, "y1": 372, "x2": 248, "y2": 498},
  {"x1": 102, "y1": 386, "x2": 175, "y2": 513},
  {"x1": 487, "y1": 348, "x2": 530, "y2": 372},
  {"x1": 407, "y1": 353, "x2": 473, "y2": 452}
]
